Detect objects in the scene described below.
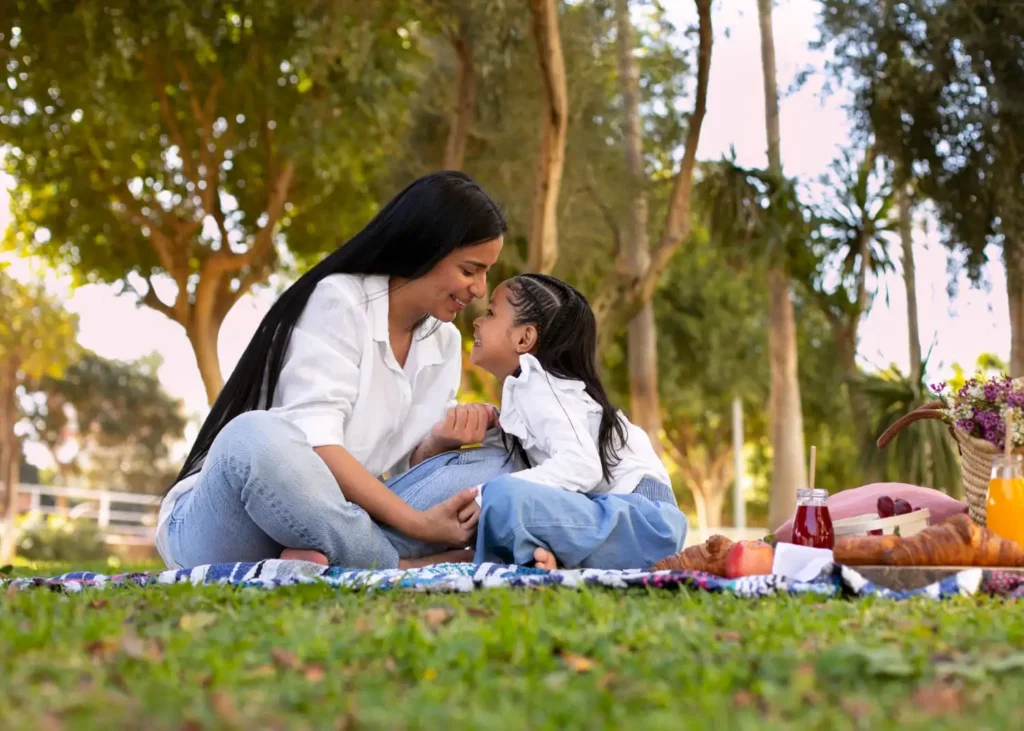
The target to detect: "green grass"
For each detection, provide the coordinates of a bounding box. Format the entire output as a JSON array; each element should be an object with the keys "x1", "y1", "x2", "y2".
[{"x1": 3, "y1": 563, "x2": 1024, "y2": 730}]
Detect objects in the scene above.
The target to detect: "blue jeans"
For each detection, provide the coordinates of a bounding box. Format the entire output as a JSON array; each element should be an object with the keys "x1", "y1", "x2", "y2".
[
  {"x1": 474, "y1": 475, "x2": 688, "y2": 570},
  {"x1": 165, "y1": 411, "x2": 514, "y2": 569}
]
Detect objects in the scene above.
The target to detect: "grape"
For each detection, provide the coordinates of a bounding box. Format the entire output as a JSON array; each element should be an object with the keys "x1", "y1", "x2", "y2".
[
  {"x1": 869, "y1": 529, "x2": 883, "y2": 536},
  {"x1": 877, "y1": 496, "x2": 895, "y2": 518},
  {"x1": 912, "y1": 506, "x2": 922, "y2": 512},
  {"x1": 893, "y1": 498, "x2": 912, "y2": 516}
]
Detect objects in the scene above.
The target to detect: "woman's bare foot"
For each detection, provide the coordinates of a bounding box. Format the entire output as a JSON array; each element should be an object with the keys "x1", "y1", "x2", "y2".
[
  {"x1": 280, "y1": 548, "x2": 329, "y2": 565},
  {"x1": 533, "y1": 547, "x2": 558, "y2": 571},
  {"x1": 398, "y1": 549, "x2": 474, "y2": 569}
]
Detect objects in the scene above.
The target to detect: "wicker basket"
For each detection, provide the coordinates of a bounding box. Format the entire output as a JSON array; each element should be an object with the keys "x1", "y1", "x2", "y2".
[{"x1": 876, "y1": 400, "x2": 1018, "y2": 527}]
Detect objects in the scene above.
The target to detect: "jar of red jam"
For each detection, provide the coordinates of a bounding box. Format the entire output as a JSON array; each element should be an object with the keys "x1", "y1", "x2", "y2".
[{"x1": 790, "y1": 488, "x2": 835, "y2": 549}]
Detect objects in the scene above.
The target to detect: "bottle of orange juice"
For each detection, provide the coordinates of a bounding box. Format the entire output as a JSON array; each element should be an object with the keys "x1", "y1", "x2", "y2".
[{"x1": 986, "y1": 454, "x2": 1024, "y2": 546}]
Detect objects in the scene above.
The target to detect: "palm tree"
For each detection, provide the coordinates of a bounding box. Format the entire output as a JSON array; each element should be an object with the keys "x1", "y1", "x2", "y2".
[
  {"x1": 862, "y1": 350, "x2": 962, "y2": 497},
  {"x1": 809, "y1": 148, "x2": 898, "y2": 445}
]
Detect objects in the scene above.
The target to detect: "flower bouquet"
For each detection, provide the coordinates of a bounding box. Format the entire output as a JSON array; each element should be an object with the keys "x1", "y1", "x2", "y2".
[
  {"x1": 932, "y1": 375, "x2": 1024, "y2": 451},
  {"x1": 877, "y1": 374, "x2": 1024, "y2": 526}
]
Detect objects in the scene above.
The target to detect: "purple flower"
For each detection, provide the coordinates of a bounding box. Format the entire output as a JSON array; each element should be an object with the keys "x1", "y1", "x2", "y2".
[
  {"x1": 960, "y1": 420, "x2": 976, "y2": 433},
  {"x1": 985, "y1": 383, "x2": 1000, "y2": 401},
  {"x1": 1010, "y1": 392, "x2": 1024, "y2": 408},
  {"x1": 985, "y1": 427, "x2": 998, "y2": 443},
  {"x1": 931, "y1": 382, "x2": 947, "y2": 394}
]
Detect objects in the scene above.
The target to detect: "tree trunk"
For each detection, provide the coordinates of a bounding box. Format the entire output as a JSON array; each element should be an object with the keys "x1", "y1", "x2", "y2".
[
  {"x1": 691, "y1": 482, "x2": 727, "y2": 531},
  {"x1": 442, "y1": 19, "x2": 476, "y2": 171},
  {"x1": 527, "y1": 0, "x2": 568, "y2": 275},
  {"x1": 897, "y1": 184, "x2": 923, "y2": 385},
  {"x1": 188, "y1": 318, "x2": 225, "y2": 406},
  {"x1": 0, "y1": 365, "x2": 19, "y2": 563},
  {"x1": 616, "y1": 0, "x2": 663, "y2": 446},
  {"x1": 591, "y1": 0, "x2": 711, "y2": 336},
  {"x1": 1005, "y1": 240, "x2": 1024, "y2": 379},
  {"x1": 759, "y1": 0, "x2": 805, "y2": 529},
  {"x1": 767, "y1": 267, "x2": 807, "y2": 529}
]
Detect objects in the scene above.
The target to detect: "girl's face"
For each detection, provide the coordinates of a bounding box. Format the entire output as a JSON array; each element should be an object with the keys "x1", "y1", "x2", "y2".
[{"x1": 470, "y1": 282, "x2": 536, "y2": 380}]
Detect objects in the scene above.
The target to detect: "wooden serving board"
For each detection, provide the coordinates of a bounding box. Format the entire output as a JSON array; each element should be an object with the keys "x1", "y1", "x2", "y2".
[{"x1": 851, "y1": 565, "x2": 1024, "y2": 591}]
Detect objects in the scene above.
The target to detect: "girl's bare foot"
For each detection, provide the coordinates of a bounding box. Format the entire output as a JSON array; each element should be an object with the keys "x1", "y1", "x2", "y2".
[
  {"x1": 280, "y1": 548, "x2": 329, "y2": 565},
  {"x1": 533, "y1": 547, "x2": 557, "y2": 571},
  {"x1": 398, "y1": 549, "x2": 474, "y2": 569}
]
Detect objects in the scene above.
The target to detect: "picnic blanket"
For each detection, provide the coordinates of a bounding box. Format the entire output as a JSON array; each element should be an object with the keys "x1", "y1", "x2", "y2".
[{"x1": 4, "y1": 560, "x2": 1024, "y2": 600}]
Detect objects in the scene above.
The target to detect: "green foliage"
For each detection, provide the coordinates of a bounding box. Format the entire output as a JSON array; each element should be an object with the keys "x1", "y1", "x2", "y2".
[
  {"x1": 8, "y1": 514, "x2": 110, "y2": 562},
  {"x1": 23, "y1": 352, "x2": 188, "y2": 494},
  {"x1": 0, "y1": 271, "x2": 79, "y2": 384},
  {"x1": 0, "y1": 0, "x2": 422, "y2": 318},
  {"x1": 808, "y1": 148, "x2": 897, "y2": 328},
  {"x1": 817, "y1": 0, "x2": 1024, "y2": 279}
]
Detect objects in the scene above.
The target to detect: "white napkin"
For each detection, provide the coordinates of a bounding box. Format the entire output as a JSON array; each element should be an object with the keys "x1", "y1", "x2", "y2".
[{"x1": 772, "y1": 543, "x2": 834, "y2": 582}]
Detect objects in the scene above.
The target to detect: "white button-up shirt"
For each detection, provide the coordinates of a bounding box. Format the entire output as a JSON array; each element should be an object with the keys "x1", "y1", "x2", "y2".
[
  {"x1": 156, "y1": 273, "x2": 462, "y2": 565},
  {"x1": 486, "y1": 354, "x2": 671, "y2": 494}
]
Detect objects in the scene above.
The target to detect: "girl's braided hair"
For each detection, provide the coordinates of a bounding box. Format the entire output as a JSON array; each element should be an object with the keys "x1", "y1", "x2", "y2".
[{"x1": 502, "y1": 273, "x2": 626, "y2": 481}]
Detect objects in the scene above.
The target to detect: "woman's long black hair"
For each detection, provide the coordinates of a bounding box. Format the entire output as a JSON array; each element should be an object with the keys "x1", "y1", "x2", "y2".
[
  {"x1": 174, "y1": 171, "x2": 506, "y2": 487},
  {"x1": 504, "y1": 273, "x2": 627, "y2": 481}
]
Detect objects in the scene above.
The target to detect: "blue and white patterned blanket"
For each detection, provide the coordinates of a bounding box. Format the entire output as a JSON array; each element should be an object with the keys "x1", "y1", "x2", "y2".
[{"x1": 4, "y1": 560, "x2": 1024, "y2": 600}]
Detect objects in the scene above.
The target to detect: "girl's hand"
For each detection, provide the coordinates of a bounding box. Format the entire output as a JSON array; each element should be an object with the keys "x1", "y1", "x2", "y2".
[
  {"x1": 428, "y1": 403, "x2": 498, "y2": 452},
  {"x1": 416, "y1": 488, "x2": 481, "y2": 547}
]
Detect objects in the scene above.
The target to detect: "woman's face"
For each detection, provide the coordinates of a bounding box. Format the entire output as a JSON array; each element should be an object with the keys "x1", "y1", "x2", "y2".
[{"x1": 410, "y1": 237, "x2": 504, "y2": 322}]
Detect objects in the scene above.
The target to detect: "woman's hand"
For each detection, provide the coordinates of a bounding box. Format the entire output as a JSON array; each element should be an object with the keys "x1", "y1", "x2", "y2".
[
  {"x1": 414, "y1": 488, "x2": 482, "y2": 547},
  {"x1": 426, "y1": 404, "x2": 499, "y2": 454}
]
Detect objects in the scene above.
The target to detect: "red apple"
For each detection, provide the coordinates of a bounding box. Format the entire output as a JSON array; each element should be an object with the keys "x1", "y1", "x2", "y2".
[{"x1": 725, "y1": 540, "x2": 775, "y2": 579}]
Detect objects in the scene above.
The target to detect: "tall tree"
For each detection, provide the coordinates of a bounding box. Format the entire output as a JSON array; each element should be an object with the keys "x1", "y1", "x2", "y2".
[
  {"x1": 588, "y1": 0, "x2": 711, "y2": 446},
  {"x1": 614, "y1": 0, "x2": 661, "y2": 445},
  {"x1": 758, "y1": 0, "x2": 806, "y2": 528},
  {"x1": 24, "y1": 352, "x2": 188, "y2": 495},
  {"x1": 897, "y1": 183, "x2": 922, "y2": 385},
  {"x1": 818, "y1": 0, "x2": 1024, "y2": 375},
  {"x1": 526, "y1": 0, "x2": 568, "y2": 274},
  {"x1": 810, "y1": 148, "x2": 896, "y2": 441},
  {"x1": 0, "y1": 271, "x2": 78, "y2": 562},
  {"x1": 0, "y1": 1, "x2": 421, "y2": 403}
]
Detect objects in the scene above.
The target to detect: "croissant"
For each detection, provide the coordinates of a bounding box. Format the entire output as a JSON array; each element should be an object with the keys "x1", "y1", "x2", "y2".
[
  {"x1": 882, "y1": 513, "x2": 1024, "y2": 567},
  {"x1": 652, "y1": 534, "x2": 734, "y2": 575},
  {"x1": 833, "y1": 534, "x2": 902, "y2": 565}
]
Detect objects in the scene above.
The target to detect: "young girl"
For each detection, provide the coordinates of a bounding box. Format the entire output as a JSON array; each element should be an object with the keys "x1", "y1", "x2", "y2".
[{"x1": 468, "y1": 273, "x2": 687, "y2": 570}]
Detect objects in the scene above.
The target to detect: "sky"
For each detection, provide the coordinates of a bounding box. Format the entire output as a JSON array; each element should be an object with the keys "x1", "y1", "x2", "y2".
[{"x1": 2, "y1": 0, "x2": 1011, "y2": 466}]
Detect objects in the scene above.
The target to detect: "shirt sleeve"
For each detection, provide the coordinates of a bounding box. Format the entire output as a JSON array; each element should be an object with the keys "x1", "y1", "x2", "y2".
[
  {"x1": 506, "y1": 379, "x2": 605, "y2": 493},
  {"x1": 271, "y1": 279, "x2": 364, "y2": 448}
]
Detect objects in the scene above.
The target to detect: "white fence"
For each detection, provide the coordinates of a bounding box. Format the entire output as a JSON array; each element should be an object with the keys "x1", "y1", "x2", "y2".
[{"x1": 15, "y1": 483, "x2": 160, "y2": 546}]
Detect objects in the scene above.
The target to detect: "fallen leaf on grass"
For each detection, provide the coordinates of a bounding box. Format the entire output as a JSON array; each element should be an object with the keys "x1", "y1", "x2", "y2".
[
  {"x1": 382, "y1": 657, "x2": 398, "y2": 673},
  {"x1": 271, "y1": 647, "x2": 302, "y2": 671},
  {"x1": 246, "y1": 664, "x2": 277, "y2": 679},
  {"x1": 733, "y1": 690, "x2": 757, "y2": 708},
  {"x1": 88, "y1": 599, "x2": 108, "y2": 610},
  {"x1": 423, "y1": 607, "x2": 454, "y2": 629},
  {"x1": 596, "y1": 672, "x2": 617, "y2": 690},
  {"x1": 714, "y1": 631, "x2": 742, "y2": 642},
  {"x1": 179, "y1": 612, "x2": 218, "y2": 632},
  {"x1": 37, "y1": 713, "x2": 65, "y2": 731},
  {"x1": 840, "y1": 696, "x2": 874, "y2": 721},
  {"x1": 465, "y1": 607, "x2": 492, "y2": 618},
  {"x1": 911, "y1": 682, "x2": 964, "y2": 717},
  {"x1": 560, "y1": 652, "x2": 597, "y2": 673},
  {"x1": 210, "y1": 691, "x2": 243, "y2": 727},
  {"x1": 304, "y1": 664, "x2": 327, "y2": 683},
  {"x1": 85, "y1": 637, "x2": 121, "y2": 661}
]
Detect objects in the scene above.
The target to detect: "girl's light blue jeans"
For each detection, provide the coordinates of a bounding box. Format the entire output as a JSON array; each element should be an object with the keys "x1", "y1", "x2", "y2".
[
  {"x1": 165, "y1": 411, "x2": 514, "y2": 569},
  {"x1": 474, "y1": 475, "x2": 688, "y2": 570}
]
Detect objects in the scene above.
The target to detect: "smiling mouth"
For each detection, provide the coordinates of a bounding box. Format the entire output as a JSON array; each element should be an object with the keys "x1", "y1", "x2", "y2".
[{"x1": 450, "y1": 295, "x2": 467, "y2": 311}]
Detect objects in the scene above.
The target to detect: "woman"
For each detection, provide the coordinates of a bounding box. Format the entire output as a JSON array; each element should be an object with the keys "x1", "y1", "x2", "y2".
[{"x1": 157, "y1": 171, "x2": 510, "y2": 570}]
